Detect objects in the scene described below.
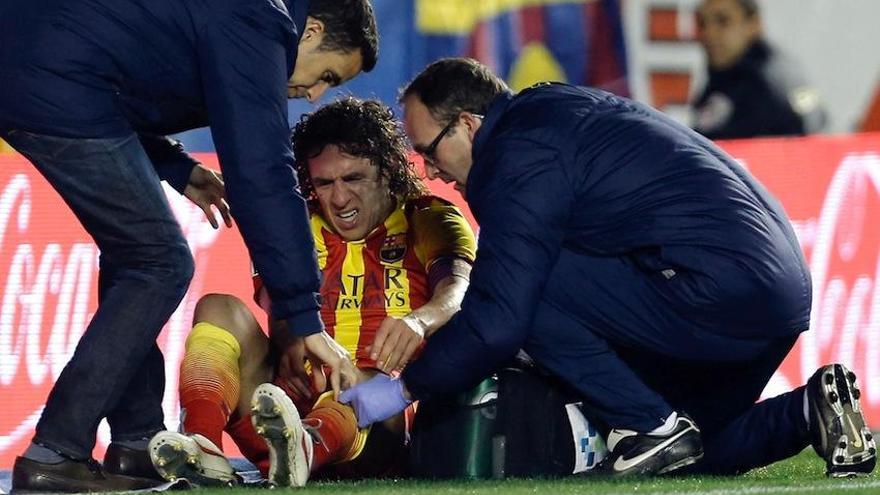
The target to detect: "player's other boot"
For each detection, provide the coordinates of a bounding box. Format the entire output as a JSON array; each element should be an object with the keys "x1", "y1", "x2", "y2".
[
  {"x1": 603, "y1": 414, "x2": 703, "y2": 476},
  {"x1": 807, "y1": 363, "x2": 876, "y2": 477},
  {"x1": 251, "y1": 383, "x2": 314, "y2": 487},
  {"x1": 148, "y1": 431, "x2": 238, "y2": 487}
]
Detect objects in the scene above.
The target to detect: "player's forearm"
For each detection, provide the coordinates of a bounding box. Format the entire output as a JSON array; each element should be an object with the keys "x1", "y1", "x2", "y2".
[{"x1": 406, "y1": 272, "x2": 469, "y2": 337}]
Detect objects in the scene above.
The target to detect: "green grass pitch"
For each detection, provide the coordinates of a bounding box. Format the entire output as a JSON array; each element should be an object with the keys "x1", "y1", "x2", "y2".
[{"x1": 193, "y1": 450, "x2": 878, "y2": 495}]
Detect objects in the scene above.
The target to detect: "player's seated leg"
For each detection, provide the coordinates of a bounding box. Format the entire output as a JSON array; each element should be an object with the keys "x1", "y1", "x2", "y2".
[
  {"x1": 149, "y1": 293, "x2": 273, "y2": 485},
  {"x1": 807, "y1": 363, "x2": 877, "y2": 477},
  {"x1": 251, "y1": 371, "x2": 405, "y2": 486},
  {"x1": 148, "y1": 431, "x2": 237, "y2": 487},
  {"x1": 308, "y1": 374, "x2": 411, "y2": 481},
  {"x1": 251, "y1": 383, "x2": 314, "y2": 487},
  {"x1": 322, "y1": 397, "x2": 410, "y2": 480}
]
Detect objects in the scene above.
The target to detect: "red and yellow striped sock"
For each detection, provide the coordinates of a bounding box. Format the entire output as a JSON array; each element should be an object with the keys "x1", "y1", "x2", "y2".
[
  {"x1": 307, "y1": 392, "x2": 364, "y2": 471},
  {"x1": 179, "y1": 322, "x2": 241, "y2": 450},
  {"x1": 227, "y1": 414, "x2": 270, "y2": 476}
]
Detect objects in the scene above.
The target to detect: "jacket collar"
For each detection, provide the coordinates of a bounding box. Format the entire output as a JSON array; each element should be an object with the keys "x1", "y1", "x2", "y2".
[
  {"x1": 285, "y1": 0, "x2": 310, "y2": 43},
  {"x1": 472, "y1": 90, "x2": 514, "y2": 162},
  {"x1": 466, "y1": 90, "x2": 514, "y2": 203}
]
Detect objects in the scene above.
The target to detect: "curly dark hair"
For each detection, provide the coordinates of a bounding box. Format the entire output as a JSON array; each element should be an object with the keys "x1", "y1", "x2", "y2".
[{"x1": 292, "y1": 98, "x2": 427, "y2": 202}]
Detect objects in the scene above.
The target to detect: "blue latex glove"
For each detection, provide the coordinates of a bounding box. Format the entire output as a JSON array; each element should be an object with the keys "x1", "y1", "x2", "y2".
[{"x1": 338, "y1": 374, "x2": 412, "y2": 428}]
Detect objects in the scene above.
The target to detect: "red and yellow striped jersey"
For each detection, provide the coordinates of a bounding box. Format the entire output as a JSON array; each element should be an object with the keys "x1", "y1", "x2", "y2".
[{"x1": 254, "y1": 196, "x2": 476, "y2": 368}]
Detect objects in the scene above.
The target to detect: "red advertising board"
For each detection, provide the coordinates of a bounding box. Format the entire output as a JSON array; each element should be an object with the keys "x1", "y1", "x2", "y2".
[{"x1": 1, "y1": 133, "x2": 879, "y2": 467}]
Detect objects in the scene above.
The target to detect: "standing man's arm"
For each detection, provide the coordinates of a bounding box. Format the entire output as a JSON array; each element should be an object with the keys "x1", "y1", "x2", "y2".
[
  {"x1": 138, "y1": 133, "x2": 199, "y2": 194},
  {"x1": 139, "y1": 133, "x2": 232, "y2": 229},
  {"x1": 197, "y1": 3, "x2": 350, "y2": 391}
]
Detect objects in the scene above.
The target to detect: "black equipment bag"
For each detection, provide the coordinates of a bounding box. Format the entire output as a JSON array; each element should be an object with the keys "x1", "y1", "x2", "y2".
[{"x1": 409, "y1": 363, "x2": 607, "y2": 479}]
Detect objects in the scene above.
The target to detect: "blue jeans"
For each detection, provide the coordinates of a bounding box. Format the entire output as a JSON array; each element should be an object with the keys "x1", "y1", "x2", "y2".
[{"x1": 2, "y1": 130, "x2": 194, "y2": 460}]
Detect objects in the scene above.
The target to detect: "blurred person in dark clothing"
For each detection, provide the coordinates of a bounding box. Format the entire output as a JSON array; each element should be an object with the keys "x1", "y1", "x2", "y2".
[{"x1": 692, "y1": 0, "x2": 826, "y2": 139}]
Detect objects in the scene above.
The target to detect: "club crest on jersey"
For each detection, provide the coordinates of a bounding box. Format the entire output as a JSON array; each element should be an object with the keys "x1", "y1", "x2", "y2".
[{"x1": 380, "y1": 234, "x2": 407, "y2": 263}]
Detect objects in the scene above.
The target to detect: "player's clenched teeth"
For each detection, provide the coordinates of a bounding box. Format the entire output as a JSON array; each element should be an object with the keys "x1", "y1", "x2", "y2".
[{"x1": 337, "y1": 209, "x2": 358, "y2": 223}]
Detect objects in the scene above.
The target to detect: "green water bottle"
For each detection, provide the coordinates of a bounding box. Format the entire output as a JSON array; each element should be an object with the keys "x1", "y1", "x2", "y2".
[
  {"x1": 455, "y1": 376, "x2": 499, "y2": 478},
  {"x1": 409, "y1": 376, "x2": 499, "y2": 479}
]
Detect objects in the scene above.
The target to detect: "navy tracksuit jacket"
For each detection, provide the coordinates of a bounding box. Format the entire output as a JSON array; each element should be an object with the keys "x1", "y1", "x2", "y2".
[
  {"x1": 403, "y1": 84, "x2": 813, "y2": 471},
  {"x1": 0, "y1": 0, "x2": 323, "y2": 334}
]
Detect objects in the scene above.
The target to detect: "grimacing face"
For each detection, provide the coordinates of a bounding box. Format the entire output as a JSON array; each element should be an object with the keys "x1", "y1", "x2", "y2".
[
  {"x1": 697, "y1": 0, "x2": 761, "y2": 70},
  {"x1": 307, "y1": 144, "x2": 396, "y2": 241},
  {"x1": 402, "y1": 95, "x2": 478, "y2": 199},
  {"x1": 289, "y1": 17, "x2": 364, "y2": 102}
]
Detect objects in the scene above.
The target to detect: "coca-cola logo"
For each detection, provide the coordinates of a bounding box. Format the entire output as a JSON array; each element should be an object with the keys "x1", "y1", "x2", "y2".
[
  {"x1": 0, "y1": 168, "x2": 225, "y2": 462},
  {"x1": 796, "y1": 153, "x2": 880, "y2": 404},
  {"x1": 0, "y1": 174, "x2": 95, "y2": 387}
]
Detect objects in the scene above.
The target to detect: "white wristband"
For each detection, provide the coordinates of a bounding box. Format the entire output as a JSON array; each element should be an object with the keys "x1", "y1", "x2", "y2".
[{"x1": 401, "y1": 313, "x2": 428, "y2": 338}]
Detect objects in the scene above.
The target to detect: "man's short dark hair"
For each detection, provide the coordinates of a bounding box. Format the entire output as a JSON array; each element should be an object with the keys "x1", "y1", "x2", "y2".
[
  {"x1": 292, "y1": 97, "x2": 427, "y2": 201},
  {"x1": 307, "y1": 0, "x2": 379, "y2": 72},
  {"x1": 400, "y1": 57, "x2": 509, "y2": 123}
]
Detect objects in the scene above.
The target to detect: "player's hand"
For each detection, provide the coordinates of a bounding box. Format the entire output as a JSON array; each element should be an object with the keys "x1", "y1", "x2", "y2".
[
  {"x1": 368, "y1": 315, "x2": 426, "y2": 373},
  {"x1": 184, "y1": 164, "x2": 232, "y2": 229},
  {"x1": 272, "y1": 333, "x2": 313, "y2": 400},
  {"x1": 304, "y1": 332, "x2": 359, "y2": 397}
]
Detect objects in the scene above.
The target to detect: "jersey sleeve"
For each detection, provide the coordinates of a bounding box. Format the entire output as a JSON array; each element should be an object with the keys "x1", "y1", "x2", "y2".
[{"x1": 409, "y1": 197, "x2": 477, "y2": 270}]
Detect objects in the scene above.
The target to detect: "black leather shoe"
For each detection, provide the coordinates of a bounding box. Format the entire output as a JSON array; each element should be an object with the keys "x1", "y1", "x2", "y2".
[
  {"x1": 11, "y1": 455, "x2": 150, "y2": 493},
  {"x1": 103, "y1": 442, "x2": 165, "y2": 488},
  {"x1": 601, "y1": 414, "x2": 704, "y2": 476}
]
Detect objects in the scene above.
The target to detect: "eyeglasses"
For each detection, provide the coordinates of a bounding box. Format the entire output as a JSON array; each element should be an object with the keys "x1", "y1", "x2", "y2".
[
  {"x1": 418, "y1": 114, "x2": 484, "y2": 166},
  {"x1": 420, "y1": 118, "x2": 457, "y2": 165}
]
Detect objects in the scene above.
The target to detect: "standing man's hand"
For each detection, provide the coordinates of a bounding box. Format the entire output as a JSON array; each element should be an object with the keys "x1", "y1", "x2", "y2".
[
  {"x1": 368, "y1": 315, "x2": 426, "y2": 373},
  {"x1": 271, "y1": 331, "x2": 313, "y2": 400},
  {"x1": 184, "y1": 164, "x2": 233, "y2": 229},
  {"x1": 304, "y1": 332, "x2": 359, "y2": 396}
]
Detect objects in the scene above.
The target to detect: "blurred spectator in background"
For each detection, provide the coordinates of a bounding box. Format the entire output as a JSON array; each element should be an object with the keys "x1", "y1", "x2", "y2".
[{"x1": 692, "y1": 0, "x2": 826, "y2": 139}]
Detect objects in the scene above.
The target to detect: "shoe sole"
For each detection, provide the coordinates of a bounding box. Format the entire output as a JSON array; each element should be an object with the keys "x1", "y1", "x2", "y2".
[
  {"x1": 811, "y1": 364, "x2": 876, "y2": 477},
  {"x1": 251, "y1": 383, "x2": 309, "y2": 487},
  {"x1": 148, "y1": 432, "x2": 236, "y2": 487},
  {"x1": 657, "y1": 451, "x2": 704, "y2": 475}
]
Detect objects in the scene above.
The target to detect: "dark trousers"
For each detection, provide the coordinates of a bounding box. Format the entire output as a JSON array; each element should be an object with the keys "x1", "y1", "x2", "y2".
[
  {"x1": 3, "y1": 129, "x2": 194, "y2": 460},
  {"x1": 523, "y1": 249, "x2": 810, "y2": 474}
]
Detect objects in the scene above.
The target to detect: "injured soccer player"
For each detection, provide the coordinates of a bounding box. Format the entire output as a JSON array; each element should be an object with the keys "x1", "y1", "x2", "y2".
[{"x1": 147, "y1": 98, "x2": 477, "y2": 487}]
